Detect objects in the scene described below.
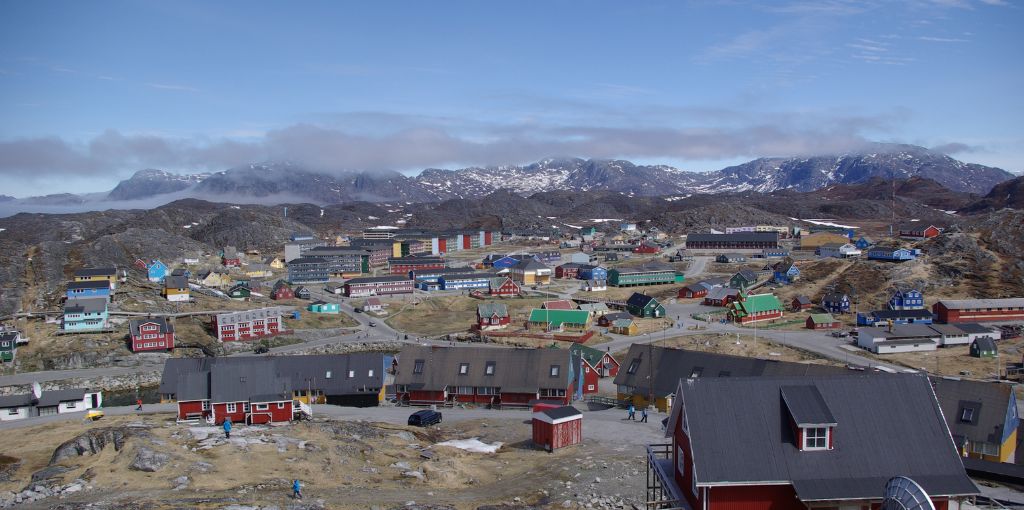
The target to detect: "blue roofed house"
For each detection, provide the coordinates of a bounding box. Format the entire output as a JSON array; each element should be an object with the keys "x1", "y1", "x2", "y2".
[
  {"x1": 821, "y1": 292, "x2": 851, "y2": 314},
  {"x1": 888, "y1": 288, "x2": 925, "y2": 310},
  {"x1": 62, "y1": 298, "x2": 109, "y2": 331},
  {"x1": 853, "y1": 236, "x2": 874, "y2": 250},
  {"x1": 147, "y1": 260, "x2": 169, "y2": 283},
  {"x1": 66, "y1": 281, "x2": 112, "y2": 301},
  {"x1": 771, "y1": 260, "x2": 800, "y2": 285},
  {"x1": 491, "y1": 256, "x2": 521, "y2": 270}
]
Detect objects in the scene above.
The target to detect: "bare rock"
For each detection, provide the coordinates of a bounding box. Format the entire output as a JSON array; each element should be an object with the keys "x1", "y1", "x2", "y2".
[{"x1": 129, "y1": 447, "x2": 170, "y2": 472}]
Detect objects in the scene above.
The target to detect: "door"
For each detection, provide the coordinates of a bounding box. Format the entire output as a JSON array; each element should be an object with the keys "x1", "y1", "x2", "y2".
[{"x1": 91, "y1": 394, "x2": 99, "y2": 408}]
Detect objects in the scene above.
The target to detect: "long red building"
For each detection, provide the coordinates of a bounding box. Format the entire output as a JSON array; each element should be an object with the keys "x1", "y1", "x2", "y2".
[
  {"x1": 213, "y1": 307, "x2": 287, "y2": 342},
  {"x1": 387, "y1": 256, "x2": 446, "y2": 275},
  {"x1": 933, "y1": 298, "x2": 1024, "y2": 324},
  {"x1": 393, "y1": 345, "x2": 574, "y2": 408}
]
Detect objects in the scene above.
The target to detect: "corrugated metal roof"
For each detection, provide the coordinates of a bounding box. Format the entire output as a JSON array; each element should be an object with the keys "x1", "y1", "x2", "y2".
[
  {"x1": 66, "y1": 280, "x2": 111, "y2": 291},
  {"x1": 937, "y1": 298, "x2": 1024, "y2": 310},
  {"x1": 37, "y1": 388, "x2": 85, "y2": 407},
  {"x1": 394, "y1": 346, "x2": 570, "y2": 393},
  {"x1": 680, "y1": 374, "x2": 978, "y2": 499}
]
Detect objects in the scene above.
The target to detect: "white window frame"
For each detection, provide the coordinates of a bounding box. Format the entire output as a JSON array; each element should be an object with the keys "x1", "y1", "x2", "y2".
[
  {"x1": 550, "y1": 365, "x2": 560, "y2": 377},
  {"x1": 348, "y1": 370, "x2": 355, "y2": 378},
  {"x1": 803, "y1": 426, "x2": 829, "y2": 450},
  {"x1": 202, "y1": 401, "x2": 210, "y2": 411},
  {"x1": 277, "y1": 402, "x2": 286, "y2": 409},
  {"x1": 64, "y1": 402, "x2": 76, "y2": 409},
  {"x1": 254, "y1": 403, "x2": 269, "y2": 411},
  {"x1": 368, "y1": 369, "x2": 375, "y2": 377},
  {"x1": 226, "y1": 403, "x2": 237, "y2": 413},
  {"x1": 485, "y1": 362, "x2": 495, "y2": 375},
  {"x1": 459, "y1": 363, "x2": 469, "y2": 375},
  {"x1": 587, "y1": 384, "x2": 595, "y2": 391}
]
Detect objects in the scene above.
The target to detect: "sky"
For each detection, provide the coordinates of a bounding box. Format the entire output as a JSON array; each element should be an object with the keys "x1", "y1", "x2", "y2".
[{"x1": 0, "y1": 0, "x2": 1022, "y2": 197}]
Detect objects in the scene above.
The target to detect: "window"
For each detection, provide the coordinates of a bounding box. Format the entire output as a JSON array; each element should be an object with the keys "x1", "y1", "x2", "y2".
[
  {"x1": 961, "y1": 408, "x2": 975, "y2": 423},
  {"x1": 277, "y1": 402, "x2": 285, "y2": 409},
  {"x1": 459, "y1": 363, "x2": 469, "y2": 375},
  {"x1": 226, "y1": 403, "x2": 237, "y2": 413},
  {"x1": 8, "y1": 408, "x2": 20, "y2": 415},
  {"x1": 254, "y1": 404, "x2": 268, "y2": 411},
  {"x1": 540, "y1": 388, "x2": 566, "y2": 397},
  {"x1": 971, "y1": 441, "x2": 999, "y2": 456},
  {"x1": 64, "y1": 402, "x2": 76, "y2": 409},
  {"x1": 478, "y1": 387, "x2": 497, "y2": 395},
  {"x1": 550, "y1": 365, "x2": 560, "y2": 377},
  {"x1": 803, "y1": 427, "x2": 828, "y2": 450},
  {"x1": 587, "y1": 385, "x2": 595, "y2": 391},
  {"x1": 690, "y1": 367, "x2": 704, "y2": 378},
  {"x1": 243, "y1": 403, "x2": 250, "y2": 413},
  {"x1": 456, "y1": 386, "x2": 474, "y2": 395},
  {"x1": 413, "y1": 360, "x2": 425, "y2": 374},
  {"x1": 325, "y1": 371, "x2": 332, "y2": 379},
  {"x1": 368, "y1": 369, "x2": 375, "y2": 377},
  {"x1": 348, "y1": 370, "x2": 355, "y2": 378},
  {"x1": 202, "y1": 401, "x2": 210, "y2": 411},
  {"x1": 485, "y1": 362, "x2": 495, "y2": 375}
]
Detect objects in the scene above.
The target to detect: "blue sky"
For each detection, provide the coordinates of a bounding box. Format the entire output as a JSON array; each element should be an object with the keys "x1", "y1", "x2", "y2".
[{"x1": 0, "y1": 0, "x2": 1021, "y2": 197}]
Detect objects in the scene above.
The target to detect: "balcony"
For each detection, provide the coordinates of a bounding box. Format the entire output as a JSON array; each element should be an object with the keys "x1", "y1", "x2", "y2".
[{"x1": 645, "y1": 443, "x2": 691, "y2": 510}]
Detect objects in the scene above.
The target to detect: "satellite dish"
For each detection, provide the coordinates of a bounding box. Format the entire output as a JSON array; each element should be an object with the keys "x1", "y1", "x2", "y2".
[
  {"x1": 881, "y1": 476, "x2": 936, "y2": 510},
  {"x1": 31, "y1": 381, "x2": 42, "y2": 400}
]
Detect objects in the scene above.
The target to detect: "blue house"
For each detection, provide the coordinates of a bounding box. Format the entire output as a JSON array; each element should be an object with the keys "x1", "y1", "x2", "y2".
[
  {"x1": 821, "y1": 292, "x2": 851, "y2": 314},
  {"x1": 857, "y1": 309, "x2": 934, "y2": 326},
  {"x1": 889, "y1": 289, "x2": 925, "y2": 310},
  {"x1": 307, "y1": 301, "x2": 340, "y2": 314},
  {"x1": 147, "y1": 260, "x2": 168, "y2": 283},
  {"x1": 854, "y1": 236, "x2": 874, "y2": 250},
  {"x1": 771, "y1": 261, "x2": 800, "y2": 285},
  {"x1": 438, "y1": 273, "x2": 491, "y2": 290},
  {"x1": 867, "y1": 246, "x2": 916, "y2": 262},
  {"x1": 491, "y1": 256, "x2": 521, "y2": 270},
  {"x1": 578, "y1": 265, "x2": 608, "y2": 281},
  {"x1": 66, "y1": 281, "x2": 112, "y2": 301},
  {"x1": 62, "y1": 298, "x2": 109, "y2": 331}
]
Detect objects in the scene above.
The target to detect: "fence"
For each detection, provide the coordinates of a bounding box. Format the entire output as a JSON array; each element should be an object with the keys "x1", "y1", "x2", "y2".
[{"x1": 482, "y1": 330, "x2": 595, "y2": 344}]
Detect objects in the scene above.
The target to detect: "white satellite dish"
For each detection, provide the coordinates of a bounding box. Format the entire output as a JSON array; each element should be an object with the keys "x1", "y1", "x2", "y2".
[
  {"x1": 881, "y1": 476, "x2": 936, "y2": 510},
  {"x1": 31, "y1": 381, "x2": 42, "y2": 400}
]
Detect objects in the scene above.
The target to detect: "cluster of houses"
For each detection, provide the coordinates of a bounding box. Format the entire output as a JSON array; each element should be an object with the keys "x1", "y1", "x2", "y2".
[{"x1": 474, "y1": 292, "x2": 669, "y2": 336}]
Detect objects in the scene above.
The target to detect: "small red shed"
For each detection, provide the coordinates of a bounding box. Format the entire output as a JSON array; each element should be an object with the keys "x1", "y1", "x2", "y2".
[{"x1": 532, "y1": 405, "x2": 583, "y2": 452}]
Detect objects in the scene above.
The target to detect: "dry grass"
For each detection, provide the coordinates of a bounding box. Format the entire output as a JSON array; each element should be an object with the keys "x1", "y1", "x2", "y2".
[
  {"x1": 861, "y1": 336, "x2": 1024, "y2": 379},
  {"x1": 282, "y1": 311, "x2": 358, "y2": 330},
  {"x1": 612, "y1": 333, "x2": 840, "y2": 367},
  {"x1": 386, "y1": 296, "x2": 550, "y2": 337}
]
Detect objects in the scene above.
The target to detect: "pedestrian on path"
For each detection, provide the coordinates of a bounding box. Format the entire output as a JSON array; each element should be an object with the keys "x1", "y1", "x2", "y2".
[
  {"x1": 627, "y1": 403, "x2": 636, "y2": 420},
  {"x1": 223, "y1": 418, "x2": 232, "y2": 439},
  {"x1": 293, "y1": 479, "x2": 303, "y2": 499},
  {"x1": 640, "y1": 407, "x2": 648, "y2": 423},
  {"x1": 135, "y1": 398, "x2": 143, "y2": 411}
]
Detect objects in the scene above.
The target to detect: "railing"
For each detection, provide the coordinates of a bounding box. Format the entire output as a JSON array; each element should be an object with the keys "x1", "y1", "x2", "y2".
[
  {"x1": 294, "y1": 400, "x2": 312, "y2": 419},
  {"x1": 584, "y1": 395, "x2": 625, "y2": 408},
  {"x1": 646, "y1": 443, "x2": 690, "y2": 509}
]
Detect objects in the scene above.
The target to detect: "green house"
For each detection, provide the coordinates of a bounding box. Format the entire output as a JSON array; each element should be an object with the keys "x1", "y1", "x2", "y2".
[
  {"x1": 607, "y1": 265, "x2": 681, "y2": 287},
  {"x1": 308, "y1": 301, "x2": 340, "y2": 314},
  {"x1": 728, "y1": 294, "x2": 784, "y2": 324},
  {"x1": 626, "y1": 292, "x2": 666, "y2": 318},
  {"x1": 0, "y1": 331, "x2": 18, "y2": 362},
  {"x1": 528, "y1": 309, "x2": 591, "y2": 332},
  {"x1": 227, "y1": 284, "x2": 251, "y2": 300},
  {"x1": 970, "y1": 337, "x2": 998, "y2": 358}
]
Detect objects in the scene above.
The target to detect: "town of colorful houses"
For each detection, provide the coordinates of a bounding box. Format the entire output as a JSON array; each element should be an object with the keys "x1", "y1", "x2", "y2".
[{"x1": 4, "y1": 219, "x2": 1024, "y2": 509}]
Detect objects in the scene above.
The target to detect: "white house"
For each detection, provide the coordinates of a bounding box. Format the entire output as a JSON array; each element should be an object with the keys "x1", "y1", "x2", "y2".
[
  {"x1": 620, "y1": 222, "x2": 638, "y2": 231},
  {"x1": 819, "y1": 243, "x2": 862, "y2": 259},
  {"x1": 856, "y1": 325, "x2": 940, "y2": 354},
  {"x1": 582, "y1": 279, "x2": 607, "y2": 292},
  {"x1": 0, "y1": 388, "x2": 102, "y2": 421}
]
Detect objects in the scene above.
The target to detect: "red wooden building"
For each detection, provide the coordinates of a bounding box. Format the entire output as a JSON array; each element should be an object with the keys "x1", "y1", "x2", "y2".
[
  {"x1": 632, "y1": 242, "x2": 660, "y2": 254},
  {"x1": 555, "y1": 263, "x2": 583, "y2": 279},
  {"x1": 791, "y1": 295, "x2": 814, "y2": 311},
  {"x1": 678, "y1": 284, "x2": 708, "y2": 299},
  {"x1": 221, "y1": 246, "x2": 242, "y2": 268},
  {"x1": 656, "y1": 375, "x2": 978, "y2": 510},
  {"x1": 213, "y1": 307, "x2": 285, "y2": 342},
  {"x1": 393, "y1": 345, "x2": 574, "y2": 408},
  {"x1": 388, "y1": 256, "x2": 446, "y2": 275},
  {"x1": 488, "y1": 277, "x2": 521, "y2": 297},
  {"x1": 899, "y1": 224, "x2": 941, "y2": 239},
  {"x1": 532, "y1": 404, "x2": 582, "y2": 452},
  {"x1": 806, "y1": 313, "x2": 841, "y2": 330},
  {"x1": 933, "y1": 298, "x2": 1024, "y2": 324},
  {"x1": 477, "y1": 303, "x2": 510, "y2": 330},
  {"x1": 270, "y1": 280, "x2": 295, "y2": 301},
  {"x1": 128, "y1": 318, "x2": 175, "y2": 352}
]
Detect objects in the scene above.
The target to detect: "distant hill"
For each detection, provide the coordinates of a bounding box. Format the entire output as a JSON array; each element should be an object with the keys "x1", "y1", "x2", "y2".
[{"x1": 959, "y1": 175, "x2": 1024, "y2": 214}]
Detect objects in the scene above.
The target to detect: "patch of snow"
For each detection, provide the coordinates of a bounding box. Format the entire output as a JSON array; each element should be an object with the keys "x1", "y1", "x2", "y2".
[
  {"x1": 367, "y1": 215, "x2": 379, "y2": 220},
  {"x1": 0, "y1": 228, "x2": 7, "y2": 233},
  {"x1": 589, "y1": 218, "x2": 623, "y2": 223},
  {"x1": 320, "y1": 209, "x2": 324, "y2": 217},
  {"x1": 372, "y1": 225, "x2": 399, "y2": 230},
  {"x1": 799, "y1": 219, "x2": 858, "y2": 229},
  {"x1": 563, "y1": 223, "x2": 582, "y2": 229},
  {"x1": 231, "y1": 206, "x2": 241, "y2": 209},
  {"x1": 942, "y1": 210, "x2": 957, "y2": 215},
  {"x1": 183, "y1": 225, "x2": 191, "y2": 229},
  {"x1": 435, "y1": 438, "x2": 503, "y2": 453}
]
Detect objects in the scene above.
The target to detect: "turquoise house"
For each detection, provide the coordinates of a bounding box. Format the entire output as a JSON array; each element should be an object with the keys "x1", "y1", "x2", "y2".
[
  {"x1": 308, "y1": 301, "x2": 340, "y2": 314},
  {"x1": 62, "y1": 298, "x2": 109, "y2": 331},
  {"x1": 147, "y1": 260, "x2": 168, "y2": 283}
]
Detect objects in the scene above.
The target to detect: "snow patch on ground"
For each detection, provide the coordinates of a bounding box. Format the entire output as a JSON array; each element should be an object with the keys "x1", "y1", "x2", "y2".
[
  {"x1": 798, "y1": 219, "x2": 859, "y2": 229},
  {"x1": 435, "y1": 438, "x2": 503, "y2": 453},
  {"x1": 563, "y1": 223, "x2": 582, "y2": 229},
  {"x1": 589, "y1": 218, "x2": 623, "y2": 223},
  {"x1": 372, "y1": 225, "x2": 399, "y2": 230}
]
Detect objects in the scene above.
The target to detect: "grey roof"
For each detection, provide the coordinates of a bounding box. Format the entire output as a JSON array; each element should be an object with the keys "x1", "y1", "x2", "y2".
[
  {"x1": 215, "y1": 307, "x2": 283, "y2": 326},
  {"x1": 613, "y1": 344, "x2": 847, "y2": 398},
  {"x1": 780, "y1": 385, "x2": 837, "y2": 426},
  {"x1": 973, "y1": 336, "x2": 997, "y2": 352},
  {"x1": 821, "y1": 292, "x2": 848, "y2": 303},
  {"x1": 64, "y1": 297, "x2": 107, "y2": 314},
  {"x1": 66, "y1": 280, "x2": 111, "y2": 291},
  {"x1": 600, "y1": 312, "x2": 632, "y2": 323},
  {"x1": 0, "y1": 393, "x2": 34, "y2": 408},
  {"x1": 734, "y1": 268, "x2": 758, "y2": 282},
  {"x1": 578, "y1": 303, "x2": 609, "y2": 313},
  {"x1": 705, "y1": 287, "x2": 741, "y2": 301},
  {"x1": 541, "y1": 406, "x2": 582, "y2": 420},
  {"x1": 73, "y1": 267, "x2": 117, "y2": 277},
  {"x1": 477, "y1": 303, "x2": 509, "y2": 319},
  {"x1": 955, "y1": 323, "x2": 996, "y2": 335},
  {"x1": 931, "y1": 377, "x2": 1013, "y2": 448},
  {"x1": 128, "y1": 317, "x2": 173, "y2": 337},
  {"x1": 626, "y1": 293, "x2": 659, "y2": 309},
  {"x1": 394, "y1": 345, "x2": 570, "y2": 393},
  {"x1": 161, "y1": 354, "x2": 386, "y2": 400},
  {"x1": 37, "y1": 388, "x2": 85, "y2": 407},
  {"x1": 345, "y1": 275, "x2": 410, "y2": 285},
  {"x1": 936, "y1": 298, "x2": 1024, "y2": 310},
  {"x1": 928, "y1": 324, "x2": 971, "y2": 336},
  {"x1": 793, "y1": 295, "x2": 812, "y2": 305},
  {"x1": 164, "y1": 275, "x2": 189, "y2": 289},
  {"x1": 867, "y1": 309, "x2": 933, "y2": 320},
  {"x1": 859, "y1": 324, "x2": 941, "y2": 340},
  {"x1": 677, "y1": 374, "x2": 977, "y2": 499},
  {"x1": 512, "y1": 258, "x2": 549, "y2": 271},
  {"x1": 687, "y1": 232, "x2": 779, "y2": 243}
]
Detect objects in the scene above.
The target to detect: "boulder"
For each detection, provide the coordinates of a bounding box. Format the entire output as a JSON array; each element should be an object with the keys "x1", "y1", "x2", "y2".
[
  {"x1": 129, "y1": 447, "x2": 169, "y2": 472},
  {"x1": 49, "y1": 428, "x2": 130, "y2": 464}
]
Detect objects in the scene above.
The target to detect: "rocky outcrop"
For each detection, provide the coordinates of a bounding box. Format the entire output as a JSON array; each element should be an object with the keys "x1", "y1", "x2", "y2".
[
  {"x1": 128, "y1": 447, "x2": 169, "y2": 472},
  {"x1": 49, "y1": 427, "x2": 131, "y2": 465}
]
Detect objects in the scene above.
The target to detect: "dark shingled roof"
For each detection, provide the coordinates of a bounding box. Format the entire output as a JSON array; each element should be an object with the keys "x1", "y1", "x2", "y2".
[
  {"x1": 931, "y1": 377, "x2": 1013, "y2": 450},
  {"x1": 674, "y1": 374, "x2": 978, "y2": 500},
  {"x1": 0, "y1": 393, "x2": 35, "y2": 408},
  {"x1": 394, "y1": 345, "x2": 570, "y2": 393},
  {"x1": 780, "y1": 385, "x2": 837, "y2": 426},
  {"x1": 613, "y1": 344, "x2": 848, "y2": 398},
  {"x1": 541, "y1": 406, "x2": 582, "y2": 420},
  {"x1": 128, "y1": 317, "x2": 173, "y2": 337},
  {"x1": 66, "y1": 280, "x2": 111, "y2": 291},
  {"x1": 37, "y1": 388, "x2": 85, "y2": 407}
]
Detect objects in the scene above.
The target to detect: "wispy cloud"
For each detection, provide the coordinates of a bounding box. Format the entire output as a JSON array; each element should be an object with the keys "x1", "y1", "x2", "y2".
[
  {"x1": 145, "y1": 82, "x2": 199, "y2": 92},
  {"x1": 932, "y1": 142, "x2": 980, "y2": 154},
  {"x1": 917, "y1": 36, "x2": 970, "y2": 42}
]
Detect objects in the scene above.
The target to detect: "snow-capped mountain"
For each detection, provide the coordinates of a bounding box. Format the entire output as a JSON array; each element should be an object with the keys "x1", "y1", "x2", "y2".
[{"x1": 107, "y1": 169, "x2": 210, "y2": 200}]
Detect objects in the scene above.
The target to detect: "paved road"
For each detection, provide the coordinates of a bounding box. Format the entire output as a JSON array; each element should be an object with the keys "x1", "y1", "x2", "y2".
[{"x1": 684, "y1": 256, "x2": 710, "y2": 279}]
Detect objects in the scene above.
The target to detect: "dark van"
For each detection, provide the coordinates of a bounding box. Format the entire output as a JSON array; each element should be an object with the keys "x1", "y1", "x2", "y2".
[{"x1": 408, "y1": 409, "x2": 442, "y2": 427}]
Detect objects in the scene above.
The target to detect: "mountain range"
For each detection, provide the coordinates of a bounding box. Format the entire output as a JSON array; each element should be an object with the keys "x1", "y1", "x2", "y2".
[{"x1": 0, "y1": 143, "x2": 1015, "y2": 216}]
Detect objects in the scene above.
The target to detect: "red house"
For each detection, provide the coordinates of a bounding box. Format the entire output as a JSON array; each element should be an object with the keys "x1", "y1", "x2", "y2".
[
  {"x1": 488, "y1": 277, "x2": 521, "y2": 297},
  {"x1": 678, "y1": 284, "x2": 708, "y2": 299},
  {"x1": 572, "y1": 343, "x2": 619, "y2": 395},
  {"x1": 542, "y1": 299, "x2": 576, "y2": 310},
  {"x1": 270, "y1": 280, "x2": 295, "y2": 300},
  {"x1": 394, "y1": 345, "x2": 573, "y2": 408},
  {"x1": 555, "y1": 263, "x2": 583, "y2": 279},
  {"x1": 477, "y1": 303, "x2": 510, "y2": 330},
  {"x1": 791, "y1": 295, "x2": 814, "y2": 311},
  {"x1": 656, "y1": 375, "x2": 978, "y2": 510},
  {"x1": 213, "y1": 307, "x2": 285, "y2": 342},
  {"x1": 128, "y1": 318, "x2": 175, "y2": 352},
  {"x1": 899, "y1": 224, "x2": 941, "y2": 239},
  {"x1": 632, "y1": 242, "x2": 660, "y2": 254},
  {"x1": 532, "y1": 405, "x2": 582, "y2": 452},
  {"x1": 221, "y1": 246, "x2": 242, "y2": 268},
  {"x1": 933, "y1": 298, "x2": 1024, "y2": 324},
  {"x1": 388, "y1": 256, "x2": 446, "y2": 275},
  {"x1": 806, "y1": 313, "x2": 841, "y2": 330},
  {"x1": 175, "y1": 366, "x2": 294, "y2": 425}
]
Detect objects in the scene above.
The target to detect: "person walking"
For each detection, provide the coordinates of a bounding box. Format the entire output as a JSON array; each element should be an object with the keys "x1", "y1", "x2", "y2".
[
  {"x1": 223, "y1": 418, "x2": 232, "y2": 439},
  {"x1": 292, "y1": 479, "x2": 303, "y2": 499},
  {"x1": 627, "y1": 403, "x2": 636, "y2": 421},
  {"x1": 135, "y1": 398, "x2": 143, "y2": 411},
  {"x1": 640, "y1": 407, "x2": 648, "y2": 423}
]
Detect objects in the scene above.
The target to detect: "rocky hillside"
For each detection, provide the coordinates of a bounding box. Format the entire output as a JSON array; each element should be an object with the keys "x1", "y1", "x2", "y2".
[
  {"x1": 959, "y1": 175, "x2": 1024, "y2": 214},
  {"x1": 106, "y1": 169, "x2": 209, "y2": 201}
]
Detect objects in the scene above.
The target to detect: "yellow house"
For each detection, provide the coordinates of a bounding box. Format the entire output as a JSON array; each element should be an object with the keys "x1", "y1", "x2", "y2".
[
  {"x1": 199, "y1": 270, "x2": 232, "y2": 288},
  {"x1": 609, "y1": 319, "x2": 639, "y2": 336},
  {"x1": 73, "y1": 267, "x2": 118, "y2": 290},
  {"x1": 933, "y1": 377, "x2": 1019, "y2": 464},
  {"x1": 510, "y1": 259, "x2": 552, "y2": 286},
  {"x1": 267, "y1": 257, "x2": 286, "y2": 270},
  {"x1": 244, "y1": 264, "x2": 273, "y2": 278}
]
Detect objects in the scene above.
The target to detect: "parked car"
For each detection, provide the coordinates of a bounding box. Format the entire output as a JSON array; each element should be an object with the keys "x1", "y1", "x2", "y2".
[
  {"x1": 254, "y1": 345, "x2": 269, "y2": 354},
  {"x1": 353, "y1": 308, "x2": 362, "y2": 313},
  {"x1": 368, "y1": 321, "x2": 377, "y2": 327},
  {"x1": 831, "y1": 331, "x2": 848, "y2": 338},
  {"x1": 408, "y1": 409, "x2": 442, "y2": 427}
]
